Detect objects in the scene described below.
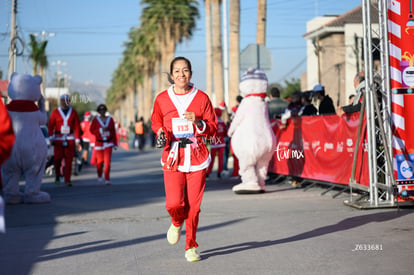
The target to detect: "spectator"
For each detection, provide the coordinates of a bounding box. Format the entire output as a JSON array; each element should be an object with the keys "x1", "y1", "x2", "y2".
[
  {"x1": 280, "y1": 91, "x2": 302, "y2": 127},
  {"x1": 135, "y1": 117, "x2": 146, "y2": 150},
  {"x1": 267, "y1": 87, "x2": 289, "y2": 120},
  {"x1": 348, "y1": 94, "x2": 355, "y2": 104},
  {"x1": 298, "y1": 91, "x2": 318, "y2": 116},
  {"x1": 337, "y1": 72, "x2": 365, "y2": 116},
  {"x1": 312, "y1": 84, "x2": 336, "y2": 115}
]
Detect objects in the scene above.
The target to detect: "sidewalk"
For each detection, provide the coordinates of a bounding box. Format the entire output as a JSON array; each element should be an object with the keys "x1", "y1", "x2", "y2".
[{"x1": 1, "y1": 148, "x2": 413, "y2": 275}]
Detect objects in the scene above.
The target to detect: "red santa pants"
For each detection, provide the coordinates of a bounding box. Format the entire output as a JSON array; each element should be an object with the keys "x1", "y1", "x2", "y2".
[
  {"x1": 95, "y1": 147, "x2": 113, "y2": 181},
  {"x1": 230, "y1": 145, "x2": 240, "y2": 177},
  {"x1": 207, "y1": 147, "x2": 224, "y2": 175},
  {"x1": 54, "y1": 142, "x2": 75, "y2": 183},
  {"x1": 164, "y1": 169, "x2": 206, "y2": 250}
]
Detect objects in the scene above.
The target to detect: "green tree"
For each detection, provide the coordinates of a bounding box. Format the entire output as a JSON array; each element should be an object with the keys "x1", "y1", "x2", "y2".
[
  {"x1": 28, "y1": 34, "x2": 48, "y2": 77},
  {"x1": 107, "y1": 0, "x2": 200, "y2": 122},
  {"x1": 282, "y1": 77, "x2": 301, "y2": 99},
  {"x1": 140, "y1": 0, "x2": 199, "y2": 92}
]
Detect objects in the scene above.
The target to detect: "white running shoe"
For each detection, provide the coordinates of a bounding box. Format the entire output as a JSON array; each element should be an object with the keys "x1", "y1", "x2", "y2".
[
  {"x1": 185, "y1": 247, "x2": 200, "y2": 262},
  {"x1": 166, "y1": 223, "x2": 182, "y2": 245}
]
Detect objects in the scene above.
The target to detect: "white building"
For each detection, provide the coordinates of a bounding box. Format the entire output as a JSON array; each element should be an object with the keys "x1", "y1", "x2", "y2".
[{"x1": 303, "y1": 5, "x2": 379, "y2": 106}]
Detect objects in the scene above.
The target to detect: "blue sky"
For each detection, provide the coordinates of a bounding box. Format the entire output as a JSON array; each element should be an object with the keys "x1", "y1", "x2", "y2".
[{"x1": 0, "y1": 0, "x2": 362, "y2": 92}]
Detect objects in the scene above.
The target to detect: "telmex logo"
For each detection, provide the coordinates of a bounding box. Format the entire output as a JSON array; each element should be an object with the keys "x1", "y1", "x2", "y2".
[{"x1": 400, "y1": 160, "x2": 414, "y2": 179}]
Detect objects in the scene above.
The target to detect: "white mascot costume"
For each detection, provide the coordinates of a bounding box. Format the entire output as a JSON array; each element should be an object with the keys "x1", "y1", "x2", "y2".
[
  {"x1": 228, "y1": 68, "x2": 276, "y2": 194},
  {"x1": 1, "y1": 73, "x2": 50, "y2": 204}
]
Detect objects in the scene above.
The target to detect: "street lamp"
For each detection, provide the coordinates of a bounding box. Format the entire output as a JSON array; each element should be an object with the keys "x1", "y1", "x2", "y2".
[
  {"x1": 51, "y1": 60, "x2": 67, "y2": 98},
  {"x1": 32, "y1": 30, "x2": 56, "y2": 41}
]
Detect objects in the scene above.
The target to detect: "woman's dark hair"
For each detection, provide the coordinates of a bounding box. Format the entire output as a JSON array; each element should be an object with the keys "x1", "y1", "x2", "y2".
[
  {"x1": 169, "y1": 56, "x2": 192, "y2": 74},
  {"x1": 97, "y1": 104, "x2": 107, "y2": 112}
]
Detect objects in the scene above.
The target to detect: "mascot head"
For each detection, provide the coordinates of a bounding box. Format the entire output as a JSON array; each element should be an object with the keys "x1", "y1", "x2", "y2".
[
  {"x1": 239, "y1": 68, "x2": 268, "y2": 98},
  {"x1": 8, "y1": 72, "x2": 42, "y2": 101}
]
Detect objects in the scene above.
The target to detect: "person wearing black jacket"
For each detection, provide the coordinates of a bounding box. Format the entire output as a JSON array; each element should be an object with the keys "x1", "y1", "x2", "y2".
[{"x1": 312, "y1": 84, "x2": 336, "y2": 115}]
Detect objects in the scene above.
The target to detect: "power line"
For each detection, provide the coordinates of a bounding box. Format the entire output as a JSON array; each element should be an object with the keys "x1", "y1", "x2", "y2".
[{"x1": 277, "y1": 56, "x2": 307, "y2": 82}]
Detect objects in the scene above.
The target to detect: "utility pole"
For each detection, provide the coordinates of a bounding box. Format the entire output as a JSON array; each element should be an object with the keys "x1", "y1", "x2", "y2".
[
  {"x1": 8, "y1": 0, "x2": 17, "y2": 81},
  {"x1": 257, "y1": 0, "x2": 266, "y2": 45},
  {"x1": 222, "y1": 0, "x2": 229, "y2": 107}
]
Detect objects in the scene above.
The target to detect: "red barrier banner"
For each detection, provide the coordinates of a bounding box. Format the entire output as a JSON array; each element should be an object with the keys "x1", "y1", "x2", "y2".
[
  {"x1": 388, "y1": 0, "x2": 414, "y2": 200},
  {"x1": 268, "y1": 113, "x2": 369, "y2": 186}
]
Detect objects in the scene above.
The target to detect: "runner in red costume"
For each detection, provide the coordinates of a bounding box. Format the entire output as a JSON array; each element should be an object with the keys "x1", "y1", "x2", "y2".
[
  {"x1": 151, "y1": 56, "x2": 217, "y2": 262},
  {"x1": 80, "y1": 111, "x2": 95, "y2": 165},
  {"x1": 0, "y1": 99, "x2": 15, "y2": 190},
  {"x1": 90, "y1": 104, "x2": 118, "y2": 185},
  {"x1": 48, "y1": 94, "x2": 81, "y2": 186}
]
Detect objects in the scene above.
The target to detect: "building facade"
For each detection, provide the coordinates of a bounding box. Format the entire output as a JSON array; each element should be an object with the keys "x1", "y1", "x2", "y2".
[{"x1": 303, "y1": 5, "x2": 379, "y2": 107}]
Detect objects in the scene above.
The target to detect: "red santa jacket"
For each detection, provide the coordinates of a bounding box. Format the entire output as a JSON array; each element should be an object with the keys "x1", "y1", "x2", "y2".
[
  {"x1": 210, "y1": 118, "x2": 227, "y2": 149},
  {"x1": 151, "y1": 85, "x2": 217, "y2": 172},
  {"x1": 0, "y1": 99, "x2": 15, "y2": 165},
  {"x1": 90, "y1": 116, "x2": 118, "y2": 150},
  {"x1": 48, "y1": 107, "x2": 81, "y2": 143},
  {"x1": 81, "y1": 120, "x2": 95, "y2": 145}
]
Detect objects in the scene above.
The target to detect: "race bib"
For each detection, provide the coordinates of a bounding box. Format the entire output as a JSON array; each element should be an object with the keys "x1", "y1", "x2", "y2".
[
  {"x1": 61, "y1": 125, "x2": 70, "y2": 135},
  {"x1": 102, "y1": 131, "x2": 110, "y2": 138},
  {"x1": 172, "y1": 118, "x2": 194, "y2": 138}
]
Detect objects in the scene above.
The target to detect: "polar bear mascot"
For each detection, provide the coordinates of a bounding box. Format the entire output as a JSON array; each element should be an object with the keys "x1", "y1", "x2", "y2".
[
  {"x1": 228, "y1": 68, "x2": 276, "y2": 194},
  {"x1": 1, "y1": 73, "x2": 50, "y2": 204}
]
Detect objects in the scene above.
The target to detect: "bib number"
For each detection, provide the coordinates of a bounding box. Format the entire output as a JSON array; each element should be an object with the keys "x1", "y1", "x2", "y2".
[
  {"x1": 61, "y1": 125, "x2": 70, "y2": 135},
  {"x1": 172, "y1": 118, "x2": 194, "y2": 138}
]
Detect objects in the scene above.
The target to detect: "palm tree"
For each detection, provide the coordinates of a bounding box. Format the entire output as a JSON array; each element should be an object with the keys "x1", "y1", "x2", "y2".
[
  {"x1": 108, "y1": 1, "x2": 200, "y2": 122},
  {"x1": 257, "y1": 0, "x2": 266, "y2": 45},
  {"x1": 229, "y1": 0, "x2": 240, "y2": 109},
  {"x1": 28, "y1": 34, "x2": 48, "y2": 75},
  {"x1": 132, "y1": 24, "x2": 159, "y2": 121},
  {"x1": 204, "y1": 0, "x2": 213, "y2": 99},
  {"x1": 211, "y1": 0, "x2": 224, "y2": 105},
  {"x1": 140, "y1": 0, "x2": 199, "y2": 93},
  {"x1": 28, "y1": 34, "x2": 48, "y2": 91}
]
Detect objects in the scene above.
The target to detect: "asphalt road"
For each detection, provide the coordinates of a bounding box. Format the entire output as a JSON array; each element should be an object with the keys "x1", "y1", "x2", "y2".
[{"x1": 1, "y1": 147, "x2": 413, "y2": 275}]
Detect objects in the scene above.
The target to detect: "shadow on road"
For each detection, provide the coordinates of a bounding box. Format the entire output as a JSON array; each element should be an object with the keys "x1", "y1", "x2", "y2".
[{"x1": 201, "y1": 210, "x2": 413, "y2": 259}]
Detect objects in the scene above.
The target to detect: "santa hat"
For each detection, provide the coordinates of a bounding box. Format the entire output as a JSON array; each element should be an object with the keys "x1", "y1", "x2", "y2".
[
  {"x1": 218, "y1": 100, "x2": 226, "y2": 110},
  {"x1": 214, "y1": 107, "x2": 222, "y2": 117},
  {"x1": 84, "y1": 111, "x2": 91, "y2": 118},
  {"x1": 239, "y1": 68, "x2": 268, "y2": 97}
]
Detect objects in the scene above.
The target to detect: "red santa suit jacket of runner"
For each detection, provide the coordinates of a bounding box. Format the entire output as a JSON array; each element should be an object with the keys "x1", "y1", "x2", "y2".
[
  {"x1": 48, "y1": 107, "x2": 81, "y2": 143},
  {"x1": 81, "y1": 119, "x2": 95, "y2": 145},
  {"x1": 210, "y1": 118, "x2": 227, "y2": 149},
  {"x1": 151, "y1": 86, "x2": 217, "y2": 172},
  {"x1": 90, "y1": 116, "x2": 118, "y2": 150}
]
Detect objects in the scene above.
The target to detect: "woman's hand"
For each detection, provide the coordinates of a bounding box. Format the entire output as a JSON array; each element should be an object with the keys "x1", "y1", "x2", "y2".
[{"x1": 184, "y1": 111, "x2": 202, "y2": 127}]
